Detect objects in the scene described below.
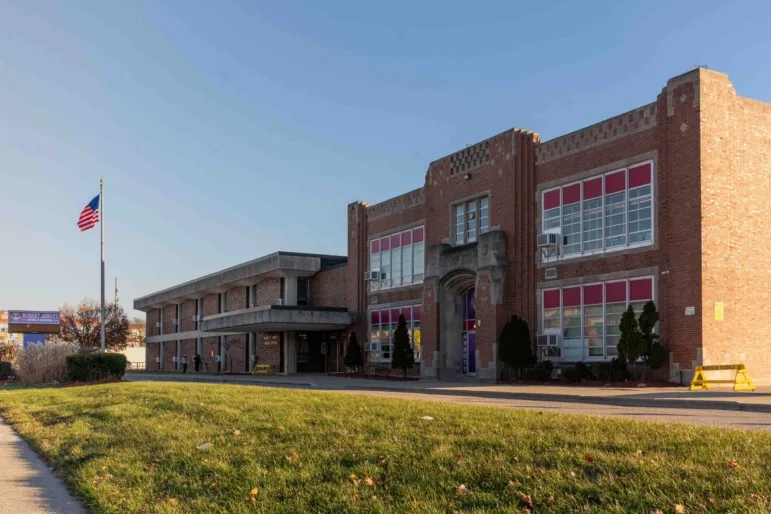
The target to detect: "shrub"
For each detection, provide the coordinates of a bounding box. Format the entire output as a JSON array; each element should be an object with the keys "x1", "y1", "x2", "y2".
[
  {"x1": 525, "y1": 361, "x2": 552, "y2": 381},
  {"x1": 15, "y1": 343, "x2": 78, "y2": 384},
  {"x1": 391, "y1": 314, "x2": 415, "y2": 378},
  {"x1": 592, "y1": 362, "x2": 613, "y2": 381},
  {"x1": 344, "y1": 333, "x2": 363, "y2": 373},
  {"x1": 0, "y1": 342, "x2": 17, "y2": 362},
  {"x1": 560, "y1": 366, "x2": 581, "y2": 383},
  {"x1": 611, "y1": 358, "x2": 629, "y2": 381},
  {"x1": 66, "y1": 352, "x2": 127, "y2": 382},
  {"x1": 573, "y1": 362, "x2": 594, "y2": 381},
  {"x1": 647, "y1": 342, "x2": 669, "y2": 370},
  {"x1": 498, "y1": 315, "x2": 535, "y2": 379},
  {"x1": 0, "y1": 361, "x2": 15, "y2": 380}
]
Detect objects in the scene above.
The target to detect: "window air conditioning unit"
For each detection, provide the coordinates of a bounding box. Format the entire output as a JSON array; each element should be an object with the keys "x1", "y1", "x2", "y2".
[
  {"x1": 172, "y1": 319, "x2": 179, "y2": 325},
  {"x1": 364, "y1": 270, "x2": 381, "y2": 281},
  {"x1": 537, "y1": 334, "x2": 561, "y2": 347},
  {"x1": 537, "y1": 233, "x2": 559, "y2": 248},
  {"x1": 155, "y1": 322, "x2": 161, "y2": 328},
  {"x1": 275, "y1": 298, "x2": 286, "y2": 306},
  {"x1": 192, "y1": 314, "x2": 201, "y2": 321}
]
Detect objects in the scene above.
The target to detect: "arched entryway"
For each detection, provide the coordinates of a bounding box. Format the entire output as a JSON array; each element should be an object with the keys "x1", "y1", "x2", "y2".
[{"x1": 438, "y1": 270, "x2": 477, "y2": 379}]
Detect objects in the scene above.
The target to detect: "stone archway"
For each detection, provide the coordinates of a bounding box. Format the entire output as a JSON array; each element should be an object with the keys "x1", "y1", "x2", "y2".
[{"x1": 437, "y1": 270, "x2": 476, "y2": 379}]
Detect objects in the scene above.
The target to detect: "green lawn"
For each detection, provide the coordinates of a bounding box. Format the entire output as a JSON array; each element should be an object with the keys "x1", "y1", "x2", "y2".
[{"x1": 1, "y1": 383, "x2": 770, "y2": 513}]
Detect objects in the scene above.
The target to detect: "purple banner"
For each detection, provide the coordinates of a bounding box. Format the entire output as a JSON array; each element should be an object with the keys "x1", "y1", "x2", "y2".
[{"x1": 8, "y1": 311, "x2": 60, "y2": 325}]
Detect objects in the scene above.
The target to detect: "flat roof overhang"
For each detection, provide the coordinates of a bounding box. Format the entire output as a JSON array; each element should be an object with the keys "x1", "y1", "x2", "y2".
[
  {"x1": 200, "y1": 305, "x2": 352, "y2": 333},
  {"x1": 134, "y1": 252, "x2": 346, "y2": 312}
]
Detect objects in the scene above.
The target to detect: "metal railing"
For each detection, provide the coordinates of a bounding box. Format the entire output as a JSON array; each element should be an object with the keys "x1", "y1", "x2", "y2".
[{"x1": 126, "y1": 361, "x2": 146, "y2": 370}]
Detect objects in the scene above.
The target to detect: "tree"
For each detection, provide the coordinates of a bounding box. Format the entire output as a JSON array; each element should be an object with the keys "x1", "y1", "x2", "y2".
[
  {"x1": 0, "y1": 342, "x2": 16, "y2": 362},
  {"x1": 391, "y1": 314, "x2": 415, "y2": 378},
  {"x1": 617, "y1": 305, "x2": 646, "y2": 380},
  {"x1": 638, "y1": 300, "x2": 668, "y2": 370},
  {"x1": 59, "y1": 299, "x2": 129, "y2": 351},
  {"x1": 344, "y1": 332, "x2": 363, "y2": 373},
  {"x1": 128, "y1": 317, "x2": 146, "y2": 347},
  {"x1": 498, "y1": 315, "x2": 536, "y2": 379}
]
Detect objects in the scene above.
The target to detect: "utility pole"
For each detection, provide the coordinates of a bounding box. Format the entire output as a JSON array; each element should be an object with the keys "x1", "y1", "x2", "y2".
[{"x1": 114, "y1": 277, "x2": 119, "y2": 304}]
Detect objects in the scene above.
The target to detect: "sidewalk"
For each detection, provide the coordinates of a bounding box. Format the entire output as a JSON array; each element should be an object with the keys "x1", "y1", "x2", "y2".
[
  {"x1": 0, "y1": 417, "x2": 85, "y2": 514},
  {"x1": 125, "y1": 371, "x2": 771, "y2": 414}
]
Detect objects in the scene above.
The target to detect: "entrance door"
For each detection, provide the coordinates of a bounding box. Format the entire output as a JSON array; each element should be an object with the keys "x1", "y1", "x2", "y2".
[{"x1": 461, "y1": 288, "x2": 476, "y2": 376}]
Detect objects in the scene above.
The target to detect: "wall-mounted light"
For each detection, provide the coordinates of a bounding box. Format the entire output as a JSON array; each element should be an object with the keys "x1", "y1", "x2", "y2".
[{"x1": 464, "y1": 173, "x2": 471, "y2": 180}]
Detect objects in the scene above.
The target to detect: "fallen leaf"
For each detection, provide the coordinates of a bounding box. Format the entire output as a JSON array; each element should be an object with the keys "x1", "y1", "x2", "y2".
[
  {"x1": 537, "y1": 466, "x2": 545, "y2": 474},
  {"x1": 584, "y1": 453, "x2": 593, "y2": 463},
  {"x1": 233, "y1": 429, "x2": 241, "y2": 436},
  {"x1": 286, "y1": 452, "x2": 300, "y2": 462},
  {"x1": 675, "y1": 505, "x2": 685, "y2": 514},
  {"x1": 363, "y1": 476, "x2": 375, "y2": 486},
  {"x1": 250, "y1": 497, "x2": 256, "y2": 505},
  {"x1": 520, "y1": 493, "x2": 533, "y2": 508},
  {"x1": 728, "y1": 459, "x2": 740, "y2": 468},
  {"x1": 507, "y1": 480, "x2": 521, "y2": 488},
  {"x1": 250, "y1": 487, "x2": 259, "y2": 496},
  {"x1": 547, "y1": 495, "x2": 555, "y2": 504},
  {"x1": 421, "y1": 416, "x2": 435, "y2": 420},
  {"x1": 349, "y1": 474, "x2": 360, "y2": 486},
  {"x1": 168, "y1": 498, "x2": 178, "y2": 505},
  {"x1": 455, "y1": 453, "x2": 463, "y2": 463},
  {"x1": 457, "y1": 484, "x2": 471, "y2": 496},
  {"x1": 651, "y1": 510, "x2": 664, "y2": 514},
  {"x1": 522, "y1": 509, "x2": 532, "y2": 514},
  {"x1": 196, "y1": 442, "x2": 213, "y2": 450},
  {"x1": 634, "y1": 450, "x2": 643, "y2": 458},
  {"x1": 569, "y1": 471, "x2": 576, "y2": 478}
]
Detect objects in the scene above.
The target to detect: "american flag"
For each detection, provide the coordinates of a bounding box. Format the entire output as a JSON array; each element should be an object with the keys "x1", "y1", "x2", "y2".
[{"x1": 77, "y1": 195, "x2": 100, "y2": 232}]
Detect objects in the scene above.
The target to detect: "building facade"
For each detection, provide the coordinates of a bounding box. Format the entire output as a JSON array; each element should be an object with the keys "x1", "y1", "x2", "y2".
[
  {"x1": 135, "y1": 253, "x2": 349, "y2": 374},
  {"x1": 136, "y1": 68, "x2": 771, "y2": 383}
]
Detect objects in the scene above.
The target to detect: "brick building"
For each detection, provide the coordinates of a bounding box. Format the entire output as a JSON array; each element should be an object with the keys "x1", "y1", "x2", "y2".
[
  {"x1": 348, "y1": 67, "x2": 770, "y2": 384},
  {"x1": 136, "y1": 68, "x2": 771, "y2": 383},
  {"x1": 135, "y1": 253, "x2": 349, "y2": 374}
]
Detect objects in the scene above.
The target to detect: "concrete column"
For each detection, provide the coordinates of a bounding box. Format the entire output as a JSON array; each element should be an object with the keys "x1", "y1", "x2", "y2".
[
  {"x1": 158, "y1": 308, "x2": 164, "y2": 370},
  {"x1": 284, "y1": 331, "x2": 297, "y2": 374},
  {"x1": 220, "y1": 335, "x2": 228, "y2": 372},
  {"x1": 248, "y1": 333, "x2": 255, "y2": 371},
  {"x1": 176, "y1": 340, "x2": 182, "y2": 371},
  {"x1": 196, "y1": 298, "x2": 202, "y2": 355},
  {"x1": 158, "y1": 342, "x2": 165, "y2": 371},
  {"x1": 284, "y1": 277, "x2": 298, "y2": 306}
]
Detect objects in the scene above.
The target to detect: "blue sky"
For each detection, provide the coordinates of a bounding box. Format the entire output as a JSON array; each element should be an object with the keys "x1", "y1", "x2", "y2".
[{"x1": 2, "y1": 0, "x2": 770, "y2": 318}]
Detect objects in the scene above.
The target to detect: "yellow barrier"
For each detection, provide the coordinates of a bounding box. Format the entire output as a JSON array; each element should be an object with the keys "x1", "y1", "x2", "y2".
[
  {"x1": 252, "y1": 364, "x2": 274, "y2": 376},
  {"x1": 690, "y1": 364, "x2": 755, "y2": 391}
]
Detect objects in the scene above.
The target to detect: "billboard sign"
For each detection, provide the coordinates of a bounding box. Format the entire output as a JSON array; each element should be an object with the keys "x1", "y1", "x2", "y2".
[{"x1": 8, "y1": 311, "x2": 61, "y2": 334}]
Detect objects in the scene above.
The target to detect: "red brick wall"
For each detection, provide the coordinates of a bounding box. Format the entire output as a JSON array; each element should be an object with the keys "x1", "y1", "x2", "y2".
[
  {"x1": 180, "y1": 300, "x2": 197, "y2": 332},
  {"x1": 146, "y1": 309, "x2": 160, "y2": 337},
  {"x1": 312, "y1": 266, "x2": 348, "y2": 307},
  {"x1": 181, "y1": 339, "x2": 196, "y2": 369},
  {"x1": 162, "y1": 305, "x2": 178, "y2": 334},
  {"x1": 146, "y1": 343, "x2": 160, "y2": 370},
  {"x1": 227, "y1": 286, "x2": 248, "y2": 311},
  {"x1": 162, "y1": 341, "x2": 177, "y2": 371},
  {"x1": 202, "y1": 337, "x2": 219, "y2": 371},
  {"x1": 255, "y1": 334, "x2": 282, "y2": 370},
  {"x1": 226, "y1": 334, "x2": 247, "y2": 373},
  {"x1": 203, "y1": 294, "x2": 219, "y2": 316},
  {"x1": 698, "y1": 70, "x2": 771, "y2": 383},
  {"x1": 254, "y1": 278, "x2": 281, "y2": 307}
]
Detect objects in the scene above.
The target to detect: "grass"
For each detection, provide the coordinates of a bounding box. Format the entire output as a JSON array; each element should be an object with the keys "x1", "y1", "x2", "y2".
[{"x1": 0, "y1": 383, "x2": 770, "y2": 513}]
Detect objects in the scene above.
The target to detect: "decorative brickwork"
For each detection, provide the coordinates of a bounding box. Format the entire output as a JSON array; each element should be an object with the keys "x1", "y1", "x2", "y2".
[
  {"x1": 366, "y1": 188, "x2": 425, "y2": 222},
  {"x1": 448, "y1": 140, "x2": 490, "y2": 175},
  {"x1": 536, "y1": 103, "x2": 658, "y2": 164}
]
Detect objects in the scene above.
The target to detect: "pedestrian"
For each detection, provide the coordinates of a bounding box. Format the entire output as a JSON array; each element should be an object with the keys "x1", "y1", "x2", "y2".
[
  {"x1": 182, "y1": 355, "x2": 188, "y2": 374},
  {"x1": 194, "y1": 353, "x2": 202, "y2": 372}
]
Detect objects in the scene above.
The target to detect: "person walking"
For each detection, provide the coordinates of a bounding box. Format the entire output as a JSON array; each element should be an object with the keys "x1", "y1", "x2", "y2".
[
  {"x1": 194, "y1": 353, "x2": 202, "y2": 372},
  {"x1": 182, "y1": 355, "x2": 188, "y2": 374}
]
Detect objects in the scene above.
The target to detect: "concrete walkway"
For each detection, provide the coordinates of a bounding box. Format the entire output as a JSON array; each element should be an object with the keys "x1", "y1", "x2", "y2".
[
  {"x1": 0, "y1": 418, "x2": 85, "y2": 514},
  {"x1": 125, "y1": 371, "x2": 771, "y2": 414}
]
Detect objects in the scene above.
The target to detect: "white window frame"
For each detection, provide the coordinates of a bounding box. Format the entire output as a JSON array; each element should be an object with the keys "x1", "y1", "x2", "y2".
[
  {"x1": 541, "y1": 160, "x2": 654, "y2": 263},
  {"x1": 452, "y1": 196, "x2": 490, "y2": 245},
  {"x1": 540, "y1": 276, "x2": 655, "y2": 362},
  {"x1": 368, "y1": 226, "x2": 425, "y2": 291},
  {"x1": 367, "y1": 305, "x2": 422, "y2": 363}
]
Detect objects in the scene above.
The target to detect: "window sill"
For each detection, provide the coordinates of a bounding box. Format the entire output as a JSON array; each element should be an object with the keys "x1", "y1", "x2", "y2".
[
  {"x1": 369, "y1": 281, "x2": 424, "y2": 293},
  {"x1": 542, "y1": 240, "x2": 653, "y2": 265}
]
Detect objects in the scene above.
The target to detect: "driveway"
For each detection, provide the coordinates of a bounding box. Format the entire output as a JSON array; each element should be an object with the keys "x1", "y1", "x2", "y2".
[{"x1": 125, "y1": 372, "x2": 771, "y2": 431}]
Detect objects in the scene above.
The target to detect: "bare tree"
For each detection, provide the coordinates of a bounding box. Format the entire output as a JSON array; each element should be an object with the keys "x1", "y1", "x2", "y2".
[
  {"x1": 59, "y1": 299, "x2": 130, "y2": 351},
  {"x1": 129, "y1": 317, "x2": 146, "y2": 347}
]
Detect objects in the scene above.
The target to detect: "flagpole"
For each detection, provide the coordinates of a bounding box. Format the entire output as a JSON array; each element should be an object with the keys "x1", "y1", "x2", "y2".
[{"x1": 100, "y1": 178, "x2": 106, "y2": 353}]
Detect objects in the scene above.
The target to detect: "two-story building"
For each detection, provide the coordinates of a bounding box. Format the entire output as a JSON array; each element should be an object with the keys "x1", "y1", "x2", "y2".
[
  {"x1": 137, "y1": 67, "x2": 771, "y2": 383},
  {"x1": 135, "y1": 252, "x2": 349, "y2": 374}
]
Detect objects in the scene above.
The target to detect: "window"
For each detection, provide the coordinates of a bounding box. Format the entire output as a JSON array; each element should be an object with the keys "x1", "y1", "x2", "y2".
[
  {"x1": 368, "y1": 305, "x2": 422, "y2": 362},
  {"x1": 541, "y1": 161, "x2": 653, "y2": 260},
  {"x1": 297, "y1": 277, "x2": 309, "y2": 306},
  {"x1": 541, "y1": 277, "x2": 654, "y2": 361},
  {"x1": 369, "y1": 226, "x2": 425, "y2": 289},
  {"x1": 453, "y1": 196, "x2": 490, "y2": 245}
]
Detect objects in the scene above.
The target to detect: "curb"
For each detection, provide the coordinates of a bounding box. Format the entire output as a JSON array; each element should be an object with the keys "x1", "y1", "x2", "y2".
[{"x1": 341, "y1": 385, "x2": 771, "y2": 414}]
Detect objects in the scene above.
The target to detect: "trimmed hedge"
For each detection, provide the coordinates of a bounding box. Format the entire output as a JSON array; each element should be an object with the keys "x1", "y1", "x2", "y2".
[{"x1": 66, "y1": 352, "x2": 127, "y2": 383}]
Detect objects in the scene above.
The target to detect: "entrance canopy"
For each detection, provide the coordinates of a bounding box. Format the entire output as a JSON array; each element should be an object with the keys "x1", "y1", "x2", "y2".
[{"x1": 201, "y1": 305, "x2": 351, "y2": 333}]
